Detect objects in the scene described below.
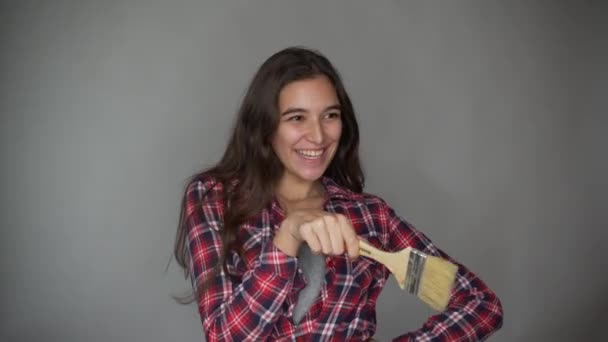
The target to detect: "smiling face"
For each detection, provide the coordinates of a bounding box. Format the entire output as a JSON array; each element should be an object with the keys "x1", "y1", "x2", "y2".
[{"x1": 272, "y1": 75, "x2": 343, "y2": 186}]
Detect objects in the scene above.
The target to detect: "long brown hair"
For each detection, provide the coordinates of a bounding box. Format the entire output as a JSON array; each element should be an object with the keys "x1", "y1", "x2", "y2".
[{"x1": 173, "y1": 47, "x2": 364, "y2": 302}]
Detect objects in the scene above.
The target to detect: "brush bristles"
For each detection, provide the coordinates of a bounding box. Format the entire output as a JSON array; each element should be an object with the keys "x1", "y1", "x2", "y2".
[{"x1": 417, "y1": 255, "x2": 458, "y2": 311}]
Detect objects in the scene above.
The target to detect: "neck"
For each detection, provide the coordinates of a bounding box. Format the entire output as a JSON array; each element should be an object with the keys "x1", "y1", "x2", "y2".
[{"x1": 275, "y1": 174, "x2": 324, "y2": 202}]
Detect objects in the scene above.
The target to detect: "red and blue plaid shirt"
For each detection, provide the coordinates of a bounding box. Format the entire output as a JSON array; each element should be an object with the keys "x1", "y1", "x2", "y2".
[{"x1": 185, "y1": 175, "x2": 503, "y2": 341}]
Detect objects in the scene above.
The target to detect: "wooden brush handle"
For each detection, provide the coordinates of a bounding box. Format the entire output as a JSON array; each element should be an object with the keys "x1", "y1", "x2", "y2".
[
  {"x1": 358, "y1": 239, "x2": 395, "y2": 270},
  {"x1": 359, "y1": 239, "x2": 410, "y2": 289}
]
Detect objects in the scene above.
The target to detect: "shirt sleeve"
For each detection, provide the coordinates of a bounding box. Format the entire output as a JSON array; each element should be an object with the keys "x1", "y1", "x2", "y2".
[
  {"x1": 185, "y1": 180, "x2": 298, "y2": 342},
  {"x1": 381, "y1": 202, "x2": 504, "y2": 342}
]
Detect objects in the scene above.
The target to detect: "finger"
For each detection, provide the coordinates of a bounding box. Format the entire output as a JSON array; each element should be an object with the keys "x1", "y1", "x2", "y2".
[
  {"x1": 313, "y1": 218, "x2": 333, "y2": 255},
  {"x1": 300, "y1": 223, "x2": 322, "y2": 255},
  {"x1": 326, "y1": 215, "x2": 344, "y2": 255},
  {"x1": 337, "y1": 214, "x2": 359, "y2": 259}
]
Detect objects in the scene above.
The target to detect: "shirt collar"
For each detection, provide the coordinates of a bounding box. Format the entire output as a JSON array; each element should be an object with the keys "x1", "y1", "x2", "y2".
[{"x1": 320, "y1": 176, "x2": 358, "y2": 201}]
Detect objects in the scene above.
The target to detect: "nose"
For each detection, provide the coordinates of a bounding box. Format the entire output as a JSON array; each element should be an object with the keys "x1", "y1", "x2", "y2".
[{"x1": 306, "y1": 119, "x2": 324, "y2": 145}]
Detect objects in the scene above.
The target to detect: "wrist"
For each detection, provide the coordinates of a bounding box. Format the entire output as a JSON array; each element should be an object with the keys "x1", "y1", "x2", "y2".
[{"x1": 273, "y1": 220, "x2": 302, "y2": 257}]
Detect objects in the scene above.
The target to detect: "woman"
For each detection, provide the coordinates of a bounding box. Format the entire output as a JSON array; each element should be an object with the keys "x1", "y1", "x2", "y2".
[{"x1": 173, "y1": 47, "x2": 503, "y2": 341}]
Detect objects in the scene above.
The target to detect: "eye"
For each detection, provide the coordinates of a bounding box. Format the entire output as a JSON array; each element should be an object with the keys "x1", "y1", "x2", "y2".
[
  {"x1": 325, "y1": 112, "x2": 341, "y2": 119},
  {"x1": 287, "y1": 115, "x2": 303, "y2": 122}
]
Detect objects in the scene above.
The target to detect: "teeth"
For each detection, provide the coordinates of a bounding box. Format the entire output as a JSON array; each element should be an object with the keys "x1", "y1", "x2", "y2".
[{"x1": 297, "y1": 149, "x2": 323, "y2": 158}]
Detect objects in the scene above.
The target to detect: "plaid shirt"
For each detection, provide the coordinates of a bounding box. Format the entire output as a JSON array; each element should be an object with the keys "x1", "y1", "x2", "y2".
[{"x1": 186, "y1": 176, "x2": 503, "y2": 341}]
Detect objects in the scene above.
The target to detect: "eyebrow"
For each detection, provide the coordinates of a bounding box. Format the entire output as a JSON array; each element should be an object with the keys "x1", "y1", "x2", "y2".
[{"x1": 280, "y1": 104, "x2": 342, "y2": 116}]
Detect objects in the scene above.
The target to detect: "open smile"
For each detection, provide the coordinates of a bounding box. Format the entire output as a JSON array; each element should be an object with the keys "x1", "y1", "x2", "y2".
[{"x1": 295, "y1": 148, "x2": 326, "y2": 159}]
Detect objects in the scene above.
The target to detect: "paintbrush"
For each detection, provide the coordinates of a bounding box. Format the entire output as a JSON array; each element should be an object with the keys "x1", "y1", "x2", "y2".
[{"x1": 358, "y1": 239, "x2": 458, "y2": 311}]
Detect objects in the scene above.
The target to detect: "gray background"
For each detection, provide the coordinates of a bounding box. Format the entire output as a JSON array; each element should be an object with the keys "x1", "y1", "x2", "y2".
[{"x1": 1, "y1": 1, "x2": 606, "y2": 341}]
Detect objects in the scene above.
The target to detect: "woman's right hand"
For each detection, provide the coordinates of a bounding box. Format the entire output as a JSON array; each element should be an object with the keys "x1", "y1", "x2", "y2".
[{"x1": 274, "y1": 209, "x2": 360, "y2": 259}]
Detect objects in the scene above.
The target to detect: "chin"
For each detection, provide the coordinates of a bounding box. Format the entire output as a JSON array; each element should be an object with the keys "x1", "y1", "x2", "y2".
[
  {"x1": 296, "y1": 172, "x2": 324, "y2": 182},
  {"x1": 291, "y1": 166, "x2": 329, "y2": 181}
]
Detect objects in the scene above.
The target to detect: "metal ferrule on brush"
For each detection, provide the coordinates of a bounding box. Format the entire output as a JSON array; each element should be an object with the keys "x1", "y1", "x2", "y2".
[{"x1": 405, "y1": 249, "x2": 427, "y2": 295}]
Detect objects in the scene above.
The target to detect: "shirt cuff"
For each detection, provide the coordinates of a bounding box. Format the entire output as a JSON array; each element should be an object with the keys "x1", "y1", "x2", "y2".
[{"x1": 257, "y1": 240, "x2": 298, "y2": 278}]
